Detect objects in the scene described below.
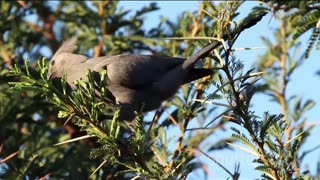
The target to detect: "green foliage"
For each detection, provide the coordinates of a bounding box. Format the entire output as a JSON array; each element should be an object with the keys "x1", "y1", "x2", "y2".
[{"x1": 258, "y1": 1, "x2": 320, "y2": 59}]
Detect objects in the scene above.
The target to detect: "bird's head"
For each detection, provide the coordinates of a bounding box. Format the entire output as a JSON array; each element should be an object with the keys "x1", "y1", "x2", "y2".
[
  {"x1": 47, "y1": 53, "x2": 68, "y2": 80},
  {"x1": 47, "y1": 37, "x2": 78, "y2": 80}
]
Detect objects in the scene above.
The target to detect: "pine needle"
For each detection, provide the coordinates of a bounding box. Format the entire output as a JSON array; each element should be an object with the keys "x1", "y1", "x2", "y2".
[{"x1": 53, "y1": 135, "x2": 95, "y2": 146}]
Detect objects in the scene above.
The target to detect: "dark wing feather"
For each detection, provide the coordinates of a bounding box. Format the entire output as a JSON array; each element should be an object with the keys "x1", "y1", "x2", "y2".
[
  {"x1": 93, "y1": 55, "x2": 185, "y2": 89},
  {"x1": 182, "y1": 68, "x2": 213, "y2": 84}
]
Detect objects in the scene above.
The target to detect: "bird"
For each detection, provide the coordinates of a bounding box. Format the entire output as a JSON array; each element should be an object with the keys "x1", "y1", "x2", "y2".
[{"x1": 47, "y1": 37, "x2": 221, "y2": 121}]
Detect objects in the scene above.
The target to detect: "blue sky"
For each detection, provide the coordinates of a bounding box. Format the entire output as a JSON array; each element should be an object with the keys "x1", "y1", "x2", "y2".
[{"x1": 118, "y1": 1, "x2": 320, "y2": 179}]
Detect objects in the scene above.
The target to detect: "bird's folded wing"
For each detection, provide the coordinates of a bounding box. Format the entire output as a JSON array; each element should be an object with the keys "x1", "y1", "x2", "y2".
[{"x1": 92, "y1": 55, "x2": 185, "y2": 89}]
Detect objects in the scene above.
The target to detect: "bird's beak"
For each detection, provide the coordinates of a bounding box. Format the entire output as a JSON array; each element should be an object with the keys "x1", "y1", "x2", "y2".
[{"x1": 47, "y1": 72, "x2": 52, "y2": 80}]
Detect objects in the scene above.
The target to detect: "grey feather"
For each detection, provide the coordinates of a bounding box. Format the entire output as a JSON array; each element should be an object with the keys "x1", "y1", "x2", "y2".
[
  {"x1": 53, "y1": 37, "x2": 78, "y2": 55},
  {"x1": 47, "y1": 37, "x2": 221, "y2": 121}
]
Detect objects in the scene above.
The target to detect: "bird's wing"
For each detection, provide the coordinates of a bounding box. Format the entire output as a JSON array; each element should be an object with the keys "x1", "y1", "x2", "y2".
[{"x1": 90, "y1": 55, "x2": 185, "y2": 89}]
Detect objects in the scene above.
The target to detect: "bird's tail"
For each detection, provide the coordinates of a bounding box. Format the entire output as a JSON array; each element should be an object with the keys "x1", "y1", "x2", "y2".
[
  {"x1": 182, "y1": 68, "x2": 213, "y2": 84},
  {"x1": 182, "y1": 40, "x2": 221, "y2": 69}
]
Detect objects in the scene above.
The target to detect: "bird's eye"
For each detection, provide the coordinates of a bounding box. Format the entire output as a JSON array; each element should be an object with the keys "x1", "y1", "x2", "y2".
[{"x1": 51, "y1": 60, "x2": 55, "y2": 65}]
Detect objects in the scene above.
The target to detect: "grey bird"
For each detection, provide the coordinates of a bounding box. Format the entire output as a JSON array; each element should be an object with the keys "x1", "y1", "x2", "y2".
[{"x1": 47, "y1": 37, "x2": 221, "y2": 121}]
